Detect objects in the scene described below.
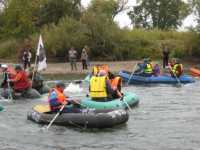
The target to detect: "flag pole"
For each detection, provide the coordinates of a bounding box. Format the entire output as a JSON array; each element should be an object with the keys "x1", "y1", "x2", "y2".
[
  {"x1": 31, "y1": 55, "x2": 38, "y2": 85},
  {"x1": 31, "y1": 34, "x2": 41, "y2": 86}
]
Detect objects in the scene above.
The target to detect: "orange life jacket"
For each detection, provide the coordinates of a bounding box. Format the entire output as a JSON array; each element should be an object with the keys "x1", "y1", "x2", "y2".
[
  {"x1": 48, "y1": 88, "x2": 67, "y2": 110},
  {"x1": 110, "y1": 77, "x2": 122, "y2": 91}
]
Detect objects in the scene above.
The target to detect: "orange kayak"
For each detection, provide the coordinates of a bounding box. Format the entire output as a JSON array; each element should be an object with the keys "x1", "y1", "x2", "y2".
[{"x1": 190, "y1": 67, "x2": 200, "y2": 77}]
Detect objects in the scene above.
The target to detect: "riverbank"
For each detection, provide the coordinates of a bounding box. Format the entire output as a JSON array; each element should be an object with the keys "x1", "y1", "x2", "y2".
[{"x1": 42, "y1": 60, "x2": 199, "y2": 75}]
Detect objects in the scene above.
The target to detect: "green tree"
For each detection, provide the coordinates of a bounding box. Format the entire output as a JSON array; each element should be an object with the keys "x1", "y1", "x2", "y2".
[
  {"x1": 37, "y1": 0, "x2": 81, "y2": 26},
  {"x1": 128, "y1": 0, "x2": 190, "y2": 30},
  {"x1": 1, "y1": 0, "x2": 42, "y2": 38},
  {"x1": 88, "y1": 0, "x2": 128, "y2": 20}
]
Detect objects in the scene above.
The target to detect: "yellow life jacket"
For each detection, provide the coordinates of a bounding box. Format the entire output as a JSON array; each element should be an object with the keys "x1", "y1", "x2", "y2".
[
  {"x1": 172, "y1": 64, "x2": 183, "y2": 75},
  {"x1": 90, "y1": 76, "x2": 107, "y2": 98},
  {"x1": 144, "y1": 63, "x2": 153, "y2": 74}
]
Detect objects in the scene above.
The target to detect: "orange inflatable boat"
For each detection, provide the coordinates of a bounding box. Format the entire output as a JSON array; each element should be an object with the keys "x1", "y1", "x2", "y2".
[{"x1": 190, "y1": 67, "x2": 200, "y2": 77}]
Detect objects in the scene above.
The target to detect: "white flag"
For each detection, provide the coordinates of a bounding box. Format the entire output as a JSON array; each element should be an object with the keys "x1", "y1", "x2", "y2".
[{"x1": 36, "y1": 35, "x2": 47, "y2": 71}]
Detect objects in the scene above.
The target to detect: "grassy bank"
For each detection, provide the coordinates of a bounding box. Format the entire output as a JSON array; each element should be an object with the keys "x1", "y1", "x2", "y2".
[{"x1": 0, "y1": 28, "x2": 199, "y2": 62}]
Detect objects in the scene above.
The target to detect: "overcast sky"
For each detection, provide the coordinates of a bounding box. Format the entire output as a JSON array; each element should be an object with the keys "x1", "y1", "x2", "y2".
[{"x1": 81, "y1": 0, "x2": 197, "y2": 30}]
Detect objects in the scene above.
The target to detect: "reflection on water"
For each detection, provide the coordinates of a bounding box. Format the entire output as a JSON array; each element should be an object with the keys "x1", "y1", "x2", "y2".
[{"x1": 0, "y1": 78, "x2": 200, "y2": 150}]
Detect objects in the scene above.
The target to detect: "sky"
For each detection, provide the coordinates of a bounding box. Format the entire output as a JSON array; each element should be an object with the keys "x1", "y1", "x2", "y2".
[{"x1": 81, "y1": 0, "x2": 198, "y2": 30}]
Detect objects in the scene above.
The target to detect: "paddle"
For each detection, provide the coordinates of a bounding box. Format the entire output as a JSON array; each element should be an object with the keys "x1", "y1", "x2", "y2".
[
  {"x1": 127, "y1": 63, "x2": 137, "y2": 85},
  {"x1": 120, "y1": 95, "x2": 132, "y2": 112},
  {"x1": 45, "y1": 104, "x2": 66, "y2": 130},
  {"x1": 168, "y1": 66, "x2": 182, "y2": 87},
  {"x1": 6, "y1": 73, "x2": 13, "y2": 101}
]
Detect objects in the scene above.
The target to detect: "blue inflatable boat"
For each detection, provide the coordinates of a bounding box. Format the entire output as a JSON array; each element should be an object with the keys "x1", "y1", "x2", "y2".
[{"x1": 119, "y1": 70, "x2": 195, "y2": 84}]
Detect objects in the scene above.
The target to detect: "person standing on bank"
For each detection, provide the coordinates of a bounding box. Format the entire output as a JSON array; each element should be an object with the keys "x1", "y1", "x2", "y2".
[
  {"x1": 162, "y1": 44, "x2": 170, "y2": 68},
  {"x1": 68, "y1": 47, "x2": 77, "y2": 71},
  {"x1": 81, "y1": 45, "x2": 88, "y2": 70},
  {"x1": 22, "y1": 48, "x2": 32, "y2": 70}
]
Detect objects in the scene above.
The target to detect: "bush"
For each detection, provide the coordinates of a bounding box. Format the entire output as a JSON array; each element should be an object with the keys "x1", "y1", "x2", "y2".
[{"x1": 0, "y1": 39, "x2": 19, "y2": 60}]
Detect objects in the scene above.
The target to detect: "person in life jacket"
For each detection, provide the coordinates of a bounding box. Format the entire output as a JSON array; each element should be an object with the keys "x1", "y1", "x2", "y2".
[
  {"x1": 108, "y1": 72, "x2": 122, "y2": 98},
  {"x1": 143, "y1": 58, "x2": 153, "y2": 76},
  {"x1": 89, "y1": 70, "x2": 114, "y2": 101},
  {"x1": 134, "y1": 58, "x2": 153, "y2": 77},
  {"x1": 9, "y1": 65, "x2": 31, "y2": 92},
  {"x1": 168, "y1": 58, "x2": 183, "y2": 77},
  {"x1": 48, "y1": 82, "x2": 81, "y2": 113}
]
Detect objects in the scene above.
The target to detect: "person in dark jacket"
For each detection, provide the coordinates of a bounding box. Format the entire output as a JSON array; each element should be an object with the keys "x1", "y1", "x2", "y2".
[
  {"x1": 22, "y1": 49, "x2": 32, "y2": 70},
  {"x1": 162, "y1": 44, "x2": 170, "y2": 68}
]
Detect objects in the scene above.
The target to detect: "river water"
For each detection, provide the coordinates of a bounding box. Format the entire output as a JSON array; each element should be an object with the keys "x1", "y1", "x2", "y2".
[{"x1": 0, "y1": 78, "x2": 200, "y2": 150}]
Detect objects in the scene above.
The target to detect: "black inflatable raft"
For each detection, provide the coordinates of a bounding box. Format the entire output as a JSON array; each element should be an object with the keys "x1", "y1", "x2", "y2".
[
  {"x1": 27, "y1": 104, "x2": 129, "y2": 128},
  {"x1": 0, "y1": 88, "x2": 41, "y2": 99}
]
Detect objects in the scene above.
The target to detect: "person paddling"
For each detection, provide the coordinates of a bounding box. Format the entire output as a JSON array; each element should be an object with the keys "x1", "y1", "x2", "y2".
[
  {"x1": 167, "y1": 58, "x2": 183, "y2": 77},
  {"x1": 108, "y1": 72, "x2": 122, "y2": 99},
  {"x1": 134, "y1": 58, "x2": 153, "y2": 77},
  {"x1": 48, "y1": 82, "x2": 81, "y2": 113},
  {"x1": 9, "y1": 65, "x2": 31, "y2": 94}
]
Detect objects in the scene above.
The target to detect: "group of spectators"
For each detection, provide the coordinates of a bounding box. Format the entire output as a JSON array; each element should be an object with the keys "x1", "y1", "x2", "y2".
[
  {"x1": 68, "y1": 45, "x2": 89, "y2": 71},
  {"x1": 21, "y1": 45, "x2": 90, "y2": 72}
]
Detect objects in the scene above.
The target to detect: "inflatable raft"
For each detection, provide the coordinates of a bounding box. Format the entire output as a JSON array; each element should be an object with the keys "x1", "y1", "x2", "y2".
[
  {"x1": 0, "y1": 88, "x2": 41, "y2": 99},
  {"x1": 80, "y1": 92, "x2": 139, "y2": 110},
  {"x1": 190, "y1": 67, "x2": 200, "y2": 77},
  {"x1": 27, "y1": 104, "x2": 129, "y2": 128},
  {"x1": 119, "y1": 70, "x2": 195, "y2": 84}
]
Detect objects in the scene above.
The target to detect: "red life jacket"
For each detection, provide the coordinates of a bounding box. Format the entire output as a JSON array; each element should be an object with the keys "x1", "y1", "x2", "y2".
[
  {"x1": 48, "y1": 88, "x2": 66, "y2": 110},
  {"x1": 13, "y1": 71, "x2": 31, "y2": 91}
]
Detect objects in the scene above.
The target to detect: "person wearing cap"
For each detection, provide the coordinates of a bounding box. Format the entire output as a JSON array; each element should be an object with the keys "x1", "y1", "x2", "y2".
[
  {"x1": 48, "y1": 82, "x2": 81, "y2": 113},
  {"x1": 9, "y1": 65, "x2": 31, "y2": 92},
  {"x1": 168, "y1": 58, "x2": 183, "y2": 77},
  {"x1": 89, "y1": 70, "x2": 114, "y2": 101}
]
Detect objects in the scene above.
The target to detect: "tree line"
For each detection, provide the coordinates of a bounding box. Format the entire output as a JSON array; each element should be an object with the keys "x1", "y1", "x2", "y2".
[{"x1": 0, "y1": 0, "x2": 200, "y2": 61}]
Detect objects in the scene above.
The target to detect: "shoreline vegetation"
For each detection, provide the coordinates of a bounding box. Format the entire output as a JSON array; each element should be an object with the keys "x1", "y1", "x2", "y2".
[
  {"x1": 0, "y1": 1, "x2": 200, "y2": 62},
  {"x1": 0, "y1": 0, "x2": 199, "y2": 76}
]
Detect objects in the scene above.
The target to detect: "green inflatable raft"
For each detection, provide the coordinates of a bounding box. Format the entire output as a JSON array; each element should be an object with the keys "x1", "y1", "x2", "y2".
[
  {"x1": 0, "y1": 105, "x2": 4, "y2": 112},
  {"x1": 80, "y1": 92, "x2": 139, "y2": 109}
]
